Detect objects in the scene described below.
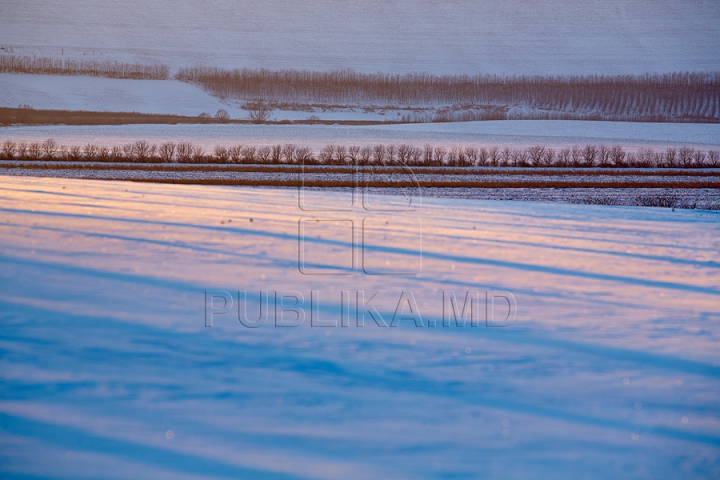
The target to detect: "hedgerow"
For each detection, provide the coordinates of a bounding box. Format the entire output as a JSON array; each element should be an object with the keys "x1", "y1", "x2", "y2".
[{"x1": 2, "y1": 139, "x2": 719, "y2": 169}]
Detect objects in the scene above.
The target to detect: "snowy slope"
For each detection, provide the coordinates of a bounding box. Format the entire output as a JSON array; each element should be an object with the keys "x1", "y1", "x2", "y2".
[
  {"x1": 2, "y1": 121, "x2": 719, "y2": 152},
  {"x1": 1, "y1": 175, "x2": 719, "y2": 478},
  {"x1": 1, "y1": 0, "x2": 719, "y2": 75},
  {"x1": 0, "y1": 73, "x2": 235, "y2": 117}
]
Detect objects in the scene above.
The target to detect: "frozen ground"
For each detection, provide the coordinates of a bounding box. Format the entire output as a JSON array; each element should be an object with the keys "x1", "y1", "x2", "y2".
[
  {"x1": 2, "y1": 1, "x2": 718, "y2": 75},
  {"x1": 0, "y1": 73, "x2": 231, "y2": 117},
  {"x1": 1, "y1": 162, "x2": 718, "y2": 209},
  {"x1": 2, "y1": 121, "x2": 720, "y2": 152},
  {"x1": 1, "y1": 175, "x2": 719, "y2": 478}
]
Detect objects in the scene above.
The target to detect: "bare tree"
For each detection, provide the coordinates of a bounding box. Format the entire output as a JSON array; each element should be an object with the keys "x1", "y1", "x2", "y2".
[
  {"x1": 229, "y1": 145, "x2": 243, "y2": 163},
  {"x1": 56, "y1": 145, "x2": 68, "y2": 161},
  {"x1": 582, "y1": 145, "x2": 597, "y2": 167},
  {"x1": 527, "y1": 145, "x2": 545, "y2": 167},
  {"x1": 664, "y1": 148, "x2": 677, "y2": 168},
  {"x1": 373, "y1": 145, "x2": 386, "y2": 165},
  {"x1": 557, "y1": 148, "x2": 571, "y2": 167},
  {"x1": 111, "y1": 146, "x2": 123, "y2": 161},
  {"x1": 334, "y1": 145, "x2": 347, "y2": 164},
  {"x1": 294, "y1": 146, "x2": 314, "y2": 163},
  {"x1": 241, "y1": 146, "x2": 257, "y2": 163},
  {"x1": 598, "y1": 145, "x2": 611, "y2": 168},
  {"x1": 385, "y1": 145, "x2": 396, "y2": 165},
  {"x1": 255, "y1": 146, "x2": 271, "y2": 163},
  {"x1": 541, "y1": 148, "x2": 555, "y2": 167},
  {"x1": 41, "y1": 138, "x2": 57, "y2": 159},
  {"x1": 610, "y1": 145, "x2": 625, "y2": 167},
  {"x1": 69, "y1": 145, "x2": 82, "y2": 161},
  {"x1": 246, "y1": 101, "x2": 272, "y2": 123},
  {"x1": 319, "y1": 145, "x2": 335, "y2": 164},
  {"x1": 513, "y1": 148, "x2": 528, "y2": 167},
  {"x1": 98, "y1": 146, "x2": 110, "y2": 161},
  {"x1": 409, "y1": 146, "x2": 422, "y2": 165},
  {"x1": 707, "y1": 150, "x2": 720, "y2": 167},
  {"x1": 348, "y1": 145, "x2": 361, "y2": 163},
  {"x1": 635, "y1": 148, "x2": 654, "y2": 168},
  {"x1": 359, "y1": 146, "x2": 372, "y2": 165},
  {"x1": 271, "y1": 144, "x2": 282, "y2": 163},
  {"x1": 478, "y1": 148, "x2": 489, "y2": 166},
  {"x1": 176, "y1": 142, "x2": 194, "y2": 163},
  {"x1": 501, "y1": 147, "x2": 512, "y2": 167},
  {"x1": 692, "y1": 149, "x2": 706, "y2": 167},
  {"x1": 282, "y1": 144, "x2": 296, "y2": 163},
  {"x1": 488, "y1": 147, "x2": 499, "y2": 167},
  {"x1": 191, "y1": 145, "x2": 204, "y2": 163},
  {"x1": 465, "y1": 147, "x2": 479, "y2": 166},
  {"x1": 214, "y1": 109, "x2": 230, "y2": 121},
  {"x1": 424, "y1": 144, "x2": 434, "y2": 165},
  {"x1": 27, "y1": 142, "x2": 42, "y2": 159},
  {"x1": 158, "y1": 142, "x2": 176, "y2": 163},
  {"x1": 397, "y1": 144, "x2": 411, "y2": 164},
  {"x1": 433, "y1": 147, "x2": 446, "y2": 166},
  {"x1": 132, "y1": 140, "x2": 152, "y2": 161},
  {"x1": 122, "y1": 144, "x2": 134, "y2": 159},
  {"x1": 456, "y1": 147, "x2": 469, "y2": 167},
  {"x1": 446, "y1": 147, "x2": 459, "y2": 166},
  {"x1": 569, "y1": 146, "x2": 582, "y2": 167},
  {"x1": 678, "y1": 147, "x2": 694, "y2": 167},
  {"x1": 2, "y1": 140, "x2": 15, "y2": 159},
  {"x1": 214, "y1": 146, "x2": 229, "y2": 163},
  {"x1": 16, "y1": 142, "x2": 28, "y2": 159},
  {"x1": 84, "y1": 144, "x2": 98, "y2": 160}
]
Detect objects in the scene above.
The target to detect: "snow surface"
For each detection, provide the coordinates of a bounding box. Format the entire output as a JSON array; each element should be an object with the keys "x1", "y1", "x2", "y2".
[
  {"x1": 0, "y1": 73, "x2": 232, "y2": 117},
  {"x1": 1, "y1": 1, "x2": 719, "y2": 75},
  {"x1": 1, "y1": 175, "x2": 719, "y2": 478},
  {"x1": 2, "y1": 121, "x2": 719, "y2": 152}
]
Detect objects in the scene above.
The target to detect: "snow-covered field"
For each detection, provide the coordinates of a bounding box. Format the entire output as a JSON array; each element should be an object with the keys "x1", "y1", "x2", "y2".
[
  {"x1": 2, "y1": 1, "x2": 718, "y2": 75},
  {"x1": 0, "y1": 73, "x2": 407, "y2": 120},
  {"x1": 0, "y1": 73, "x2": 231, "y2": 117},
  {"x1": 2, "y1": 0, "x2": 720, "y2": 477},
  {"x1": 3, "y1": 121, "x2": 720, "y2": 152},
  {"x1": 1, "y1": 175, "x2": 719, "y2": 478}
]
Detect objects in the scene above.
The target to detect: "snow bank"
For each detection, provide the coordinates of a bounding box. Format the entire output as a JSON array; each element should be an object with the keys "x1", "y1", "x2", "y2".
[{"x1": 1, "y1": 175, "x2": 719, "y2": 478}]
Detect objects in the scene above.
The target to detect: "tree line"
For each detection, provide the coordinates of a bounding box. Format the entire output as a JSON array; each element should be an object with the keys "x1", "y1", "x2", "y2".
[
  {"x1": 2, "y1": 139, "x2": 719, "y2": 168},
  {"x1": 0, "y1": 55, "x2": 170, "y2": 80},
  {"x1": 4, "y1": 54, "x2": 717, "y2": 122},
  {"x1": 176, "y1": 68, "x2": 720, "y2": 122}
]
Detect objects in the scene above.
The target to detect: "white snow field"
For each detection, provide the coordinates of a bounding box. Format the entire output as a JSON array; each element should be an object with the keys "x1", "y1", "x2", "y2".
[
  {"x1": 1, "y1": 0, "x2": 719, "y2": 75},
  {"x1": 0, "y1": 73, "x2": 234, "y2": 117},
  {"x1": 1, "y1": 175, "x2": 719, "y2": 479},
  {"x1": 2, "y1": 121, "x2": 719, "y2": 152}
]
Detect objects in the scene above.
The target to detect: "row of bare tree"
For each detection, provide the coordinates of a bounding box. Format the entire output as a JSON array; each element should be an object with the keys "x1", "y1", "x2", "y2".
[
  {"x1": 176, "y1": 68, "x2": 720, "y2": 122},
  {"x1": 2, "y1": 139, "x2": 719, "y2": 168},
  {"x1": 0, "y1": 55, "x2": 170, "y2": 80}
]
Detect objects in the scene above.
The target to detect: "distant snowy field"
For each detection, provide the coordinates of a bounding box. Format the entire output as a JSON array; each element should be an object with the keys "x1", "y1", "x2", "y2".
[
  {"x1": 0, "y1": 73, "x2": 231, "y2": 117},
  {"x1": 1, "y1": 0, "x2": 718, "y2": 75},
  {"x1": 2, "y1": 121, "x2": 719, "y2": 152},
  {"x1": 0, "y1": 73, "x2": 399, "y2": 120},
  {"x1": 1, "y1": 175, "x2": 719, "y2": 478}
]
